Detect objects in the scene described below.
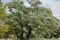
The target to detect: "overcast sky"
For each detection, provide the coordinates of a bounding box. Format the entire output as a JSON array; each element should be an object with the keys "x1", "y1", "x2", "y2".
[
  {"x1": 40, "y1": 0, "x2": 60, "y2": 19},
  {"x1": 2, "y1": 0, "x2": 60, "y2": 19}
]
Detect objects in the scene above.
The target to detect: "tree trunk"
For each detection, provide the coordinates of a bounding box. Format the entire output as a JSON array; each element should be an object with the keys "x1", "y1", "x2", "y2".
[
  {"x1": 20, "y1": 25, "x2": 24, "y2": 40},
  {"x1": 20, "y1": 31, "x2": 24, "y2": 40},
  {"x1": 38, "y1": 32, "x2": 39, "y2": 38},
  {"x1": 15, "y1": 29, "x2": 20, "y2": 38},
  {"x1": 5, "y1": 33, "x2": 8, "y2": 40},
  {"x1": 26, "y1": 28, "x2": 32, "y2": 40}
]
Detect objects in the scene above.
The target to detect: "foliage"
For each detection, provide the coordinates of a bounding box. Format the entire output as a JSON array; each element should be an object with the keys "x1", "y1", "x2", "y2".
[
  {"x1": 0, "y1": 0, "x2": 9, "y2": 38},
  {"x1": 0, "y1": 0, "x2": 60, "y2": 39}
]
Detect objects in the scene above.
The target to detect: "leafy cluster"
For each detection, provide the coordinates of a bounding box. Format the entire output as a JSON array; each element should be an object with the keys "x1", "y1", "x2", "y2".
[{"x1": 0, "y1": 0, "x2": 60, "y2": 39}]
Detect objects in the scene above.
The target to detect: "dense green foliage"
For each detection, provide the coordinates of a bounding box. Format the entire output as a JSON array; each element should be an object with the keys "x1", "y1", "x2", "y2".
[{"x1": 0, "y1": 0, "x2": 60, "y2": 40}]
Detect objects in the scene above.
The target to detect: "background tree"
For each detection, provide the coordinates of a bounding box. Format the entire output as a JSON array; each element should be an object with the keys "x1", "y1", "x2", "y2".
[{"x1": 0, "y1": 0, "x2": 9, "y2": 39}]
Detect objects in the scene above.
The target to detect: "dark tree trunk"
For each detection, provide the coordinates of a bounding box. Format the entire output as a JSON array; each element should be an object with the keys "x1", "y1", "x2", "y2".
[
  {"x1": 20, "y1": 24, "x2": 24, "y2": 40},
  {"x1": 26, "y1": 28, "x2": 32, "y2": 40},
  {"x1": 15, "y1": 28, "x2": 24, "y2": 40},
  {"x1": 5, "y1": 32, "x2": 8, "y2": 40},
  {"x1": 15, "y1": 29, "x2": 20, "y2": 38},
  {"x1": 16, "y1": 32, "x2": 19, "y2": 38},
  {"x1": 20, "y1": 31, "x2": 24, "y2": 40}
]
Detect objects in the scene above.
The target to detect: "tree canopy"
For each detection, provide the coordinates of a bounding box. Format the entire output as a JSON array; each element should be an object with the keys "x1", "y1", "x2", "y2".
[{"x1": 0, "y1": 0, "x2": 60, "y2": 40}]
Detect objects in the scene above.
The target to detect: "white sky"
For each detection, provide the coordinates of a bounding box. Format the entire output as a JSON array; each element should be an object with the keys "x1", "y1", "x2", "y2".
[
  {"x1": 40, "y1": 0, "x2": 60, "y2": 19},
  {"x1": 2, "y1": 0, "x2": 60, "y2": 19}
]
